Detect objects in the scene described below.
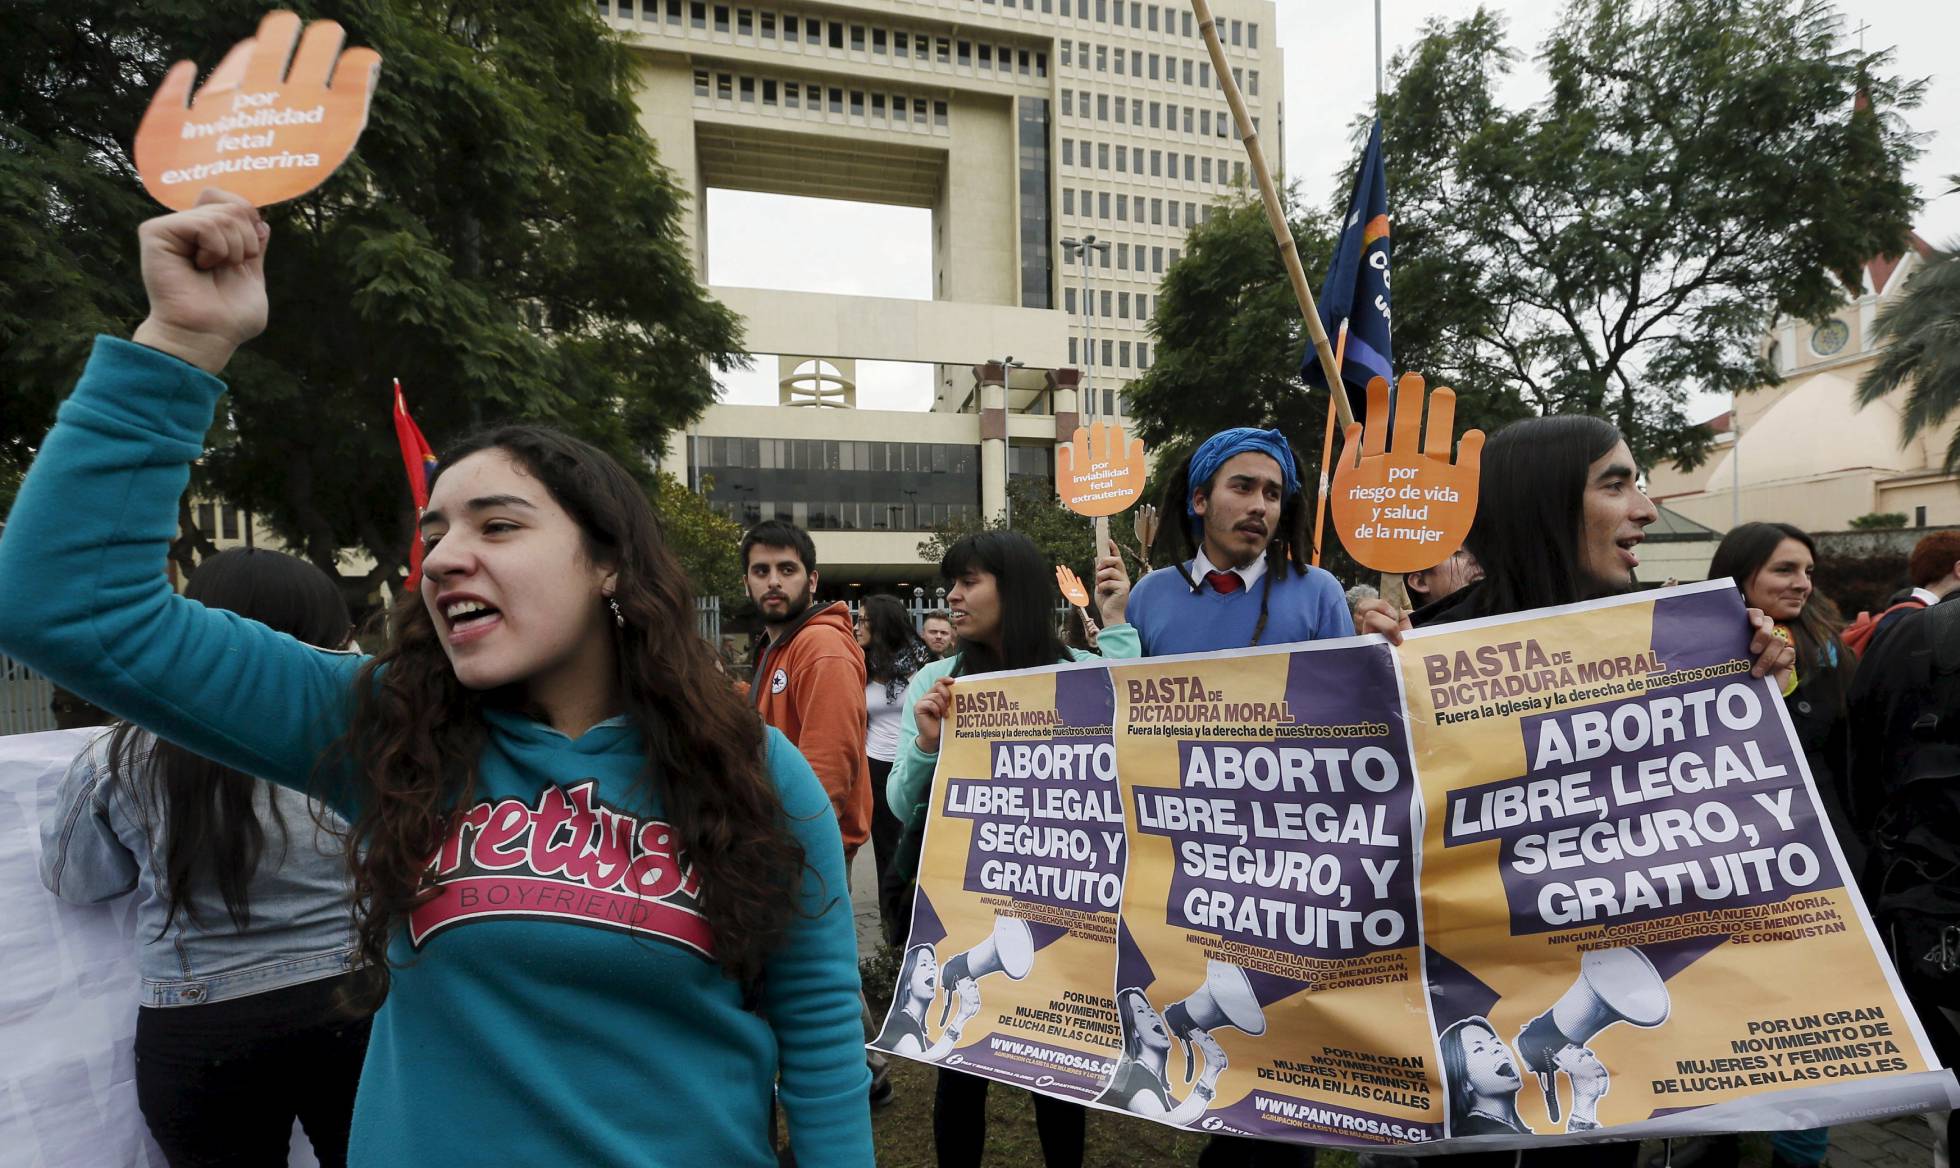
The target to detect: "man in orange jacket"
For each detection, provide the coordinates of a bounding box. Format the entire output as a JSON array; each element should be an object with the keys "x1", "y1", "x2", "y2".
[
  {"x1": 741, "y1": 520, "x2": 891, "y2": 1117},
  {"x1": 743, "y1": 520, "x2": 872, "y2": 861}
]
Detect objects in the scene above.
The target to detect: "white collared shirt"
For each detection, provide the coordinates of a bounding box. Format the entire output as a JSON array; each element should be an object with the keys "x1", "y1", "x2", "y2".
[
  {"x1": 1913, "y1": 587, "x2": 1942, "y2": 607},
  {"x1": 1190, "y1": 547, "x2": 1268, "y2": 592}
]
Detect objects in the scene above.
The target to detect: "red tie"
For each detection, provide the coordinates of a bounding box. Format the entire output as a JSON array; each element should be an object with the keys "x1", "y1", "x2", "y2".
[{"x1": 1205, "y1": 570, "x2": 1242, "y2": 595}]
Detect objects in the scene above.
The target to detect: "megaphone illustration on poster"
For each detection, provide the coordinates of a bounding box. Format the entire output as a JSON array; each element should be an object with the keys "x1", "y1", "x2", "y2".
[
  {"x1": 1164, "y1": 960, "x2": 1268, "y2": 1083},
  {"x1": 938, "y1": 916, "x2": 1036, "y2": 1026},
  {"x1": 1515, "y1": 947, "x2": 1669, "y2": 1123}
]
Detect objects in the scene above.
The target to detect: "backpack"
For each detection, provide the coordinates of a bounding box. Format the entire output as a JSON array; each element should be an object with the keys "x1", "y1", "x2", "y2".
[{"x1": 1841, "y1": 597, "x2": 1927, "y2": 657}]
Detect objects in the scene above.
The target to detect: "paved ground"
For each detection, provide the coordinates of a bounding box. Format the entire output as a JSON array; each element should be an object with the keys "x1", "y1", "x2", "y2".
[
  {"x1": 852, "y1": 853, "x2": 1946, "y2": 1166},
  {"x1": 1827, "y1": 1112, "x2": 1940, "y2": 1166}
]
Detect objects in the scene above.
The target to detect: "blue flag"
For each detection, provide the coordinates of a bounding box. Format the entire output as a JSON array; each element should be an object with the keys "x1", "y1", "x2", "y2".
[{"x1": 1300, "y1": 117, "x2": 1392, "y2": 418}]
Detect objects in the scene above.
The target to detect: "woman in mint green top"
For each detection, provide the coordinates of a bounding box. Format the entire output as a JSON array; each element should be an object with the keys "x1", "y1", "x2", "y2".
[
  {"x1": 881, "y1": 529, "x2": 1138, "y2": 1168},
  {"x1": 0, "y1": 192, "x2": 871, "y2": 1165}
]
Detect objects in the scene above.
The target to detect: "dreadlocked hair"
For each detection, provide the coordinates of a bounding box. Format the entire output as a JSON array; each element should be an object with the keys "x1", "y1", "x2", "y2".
[
  {"x1": 1147, "y1": 446, "x2": 1315, "y2": 647},
  {"x1": 328, "y1": 425, "x2": 807, "y2": 1010}
]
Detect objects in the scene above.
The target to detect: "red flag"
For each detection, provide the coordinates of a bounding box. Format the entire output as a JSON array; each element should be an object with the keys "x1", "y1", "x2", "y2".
[{"x1": 392, "y1": 379, "x2": 438, "y2": 580}]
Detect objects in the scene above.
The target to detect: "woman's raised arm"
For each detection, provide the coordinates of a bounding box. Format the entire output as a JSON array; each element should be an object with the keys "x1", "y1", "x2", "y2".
[{"x1": 0, "y1": 192, "x2": 362, "y2": 803}]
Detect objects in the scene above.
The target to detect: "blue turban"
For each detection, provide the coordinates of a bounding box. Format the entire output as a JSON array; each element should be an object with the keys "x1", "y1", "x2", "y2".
[{"x1": 1185, "y1": 427, "x2": 1301, "y2": 522}]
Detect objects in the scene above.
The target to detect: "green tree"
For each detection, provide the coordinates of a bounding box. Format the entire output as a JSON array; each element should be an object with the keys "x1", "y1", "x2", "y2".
[
  {"x1": 654, "y1": 472, "x2": 745, "y2": 608},
  {"x1": 1127, "y1": 193, "x2": 1337, "y2": 451},
  {"x1": 917, "y1": 480, "x2": 1099, "y2": 592},
  {"x1": 1379, "y1": 0, "x2": 1923, "y2": 468},
  {"x1": 1856, "y1": 178, "x2": 1960, "y2": 468},
  {"x1": 2, "y1": 0, "x2": 742, "y2": 606},
  {"x1": 1122, "y1": 193, "x2": 1510, "y2": 583}
]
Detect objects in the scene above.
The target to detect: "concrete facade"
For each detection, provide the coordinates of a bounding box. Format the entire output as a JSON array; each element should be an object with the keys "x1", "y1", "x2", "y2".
[
  {"x1": 1648, "y1": 237, "x2": 1955, "y2": 536},
  {"x1": 606, "y1": 0, "x2": 1283, "y2": 584}
]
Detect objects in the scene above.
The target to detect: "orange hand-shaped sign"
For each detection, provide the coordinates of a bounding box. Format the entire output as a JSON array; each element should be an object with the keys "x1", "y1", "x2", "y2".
[
  {"x1": 1057, "y1": 421, "x2": 1148, "y2": 517},
  {"x1": 1055, "y1": 565, "x2": 1091, "y2": 608},
  {"x1": 134, "y1": 11, "x2": 382, "y2": 210},
  {"x1": 1330, "y1": 373, "x2": 1485, "y2": 573}
]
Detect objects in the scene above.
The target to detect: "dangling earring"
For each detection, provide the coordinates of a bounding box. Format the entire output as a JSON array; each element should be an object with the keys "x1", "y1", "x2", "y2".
[{"x1": 608, "y1": 596, "x2": 625, "y2": 628}]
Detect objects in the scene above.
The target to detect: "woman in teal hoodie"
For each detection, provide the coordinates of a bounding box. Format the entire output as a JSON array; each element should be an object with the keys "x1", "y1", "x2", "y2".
[{"x1": 0, "y1": 191, "x2": 872, "y2": 1166}]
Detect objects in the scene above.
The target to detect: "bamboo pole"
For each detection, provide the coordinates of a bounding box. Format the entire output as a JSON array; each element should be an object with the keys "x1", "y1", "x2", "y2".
[
  {"x1": 1311, "y1": 320, "x2": 1350, "y2": 568},
  {"x1": 1189, "y1": 0, "x2": 1354, "y2": 431}
]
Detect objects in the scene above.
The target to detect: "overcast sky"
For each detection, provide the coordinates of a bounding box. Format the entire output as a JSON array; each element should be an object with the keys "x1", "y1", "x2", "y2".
[{"x1": 707, "y1": 0, "x2": 1960, "y2": 416}]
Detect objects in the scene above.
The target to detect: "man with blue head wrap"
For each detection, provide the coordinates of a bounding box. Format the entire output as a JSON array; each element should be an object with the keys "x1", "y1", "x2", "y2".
[
  {"x1": 1127, "y1": 427, "x2": 1351, "y2": 669},
  {"x1": 1125, "y1": 427, "x2": 1350, "y2": 1163}
]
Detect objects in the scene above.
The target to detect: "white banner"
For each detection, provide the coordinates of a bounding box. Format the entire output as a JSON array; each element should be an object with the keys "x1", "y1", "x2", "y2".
[{"x1": 0, "y1": 729, "x2": 318, "y2": 1168}]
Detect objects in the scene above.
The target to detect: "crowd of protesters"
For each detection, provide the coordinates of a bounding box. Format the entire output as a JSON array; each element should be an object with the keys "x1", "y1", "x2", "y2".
[{"x1": 7, "y1": 190, "x2": 1960, "y2": 1168}]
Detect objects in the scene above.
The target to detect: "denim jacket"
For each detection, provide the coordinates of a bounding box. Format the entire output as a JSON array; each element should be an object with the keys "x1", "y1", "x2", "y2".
[{"x1": 40, "y1": 729, "x2": 359, "y2": 1007}]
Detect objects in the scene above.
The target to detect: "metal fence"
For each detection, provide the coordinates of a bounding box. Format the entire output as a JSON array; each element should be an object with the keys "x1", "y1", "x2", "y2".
[
  {"x1": 695, "y1": 595, "x2": 720, "y2": 643},
  {"x1": 1, "y1": 654, "x2": 56, "y2": 736},
  {"x1": 904, "y1": 587, "x2": 949, "y2": 630}
]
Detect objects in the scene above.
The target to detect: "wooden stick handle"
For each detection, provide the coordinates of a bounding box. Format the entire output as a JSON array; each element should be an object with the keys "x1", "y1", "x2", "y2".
[
  {"x1": 1312, "y1": 321, "x2": 1350, "y2": 568},
  {"x1": 1190, "y1": 0, "x2": 1354, "y2": 431}
]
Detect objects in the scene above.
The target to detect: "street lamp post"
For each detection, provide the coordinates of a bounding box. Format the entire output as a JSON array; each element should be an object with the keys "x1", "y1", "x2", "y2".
[
  {"x1": 997, "y1": 354, "x2": 1024, "y2": 527},
  {"x1": 1059, "y1": 235, "x2": 1111, "y2": 419}
]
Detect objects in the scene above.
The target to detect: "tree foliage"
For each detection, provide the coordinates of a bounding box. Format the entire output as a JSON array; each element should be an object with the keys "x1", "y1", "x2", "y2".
[
  {"x1": 1856, "y1": 177, "x2": 1960, "y2": 469},
  {"x1": 2, "y1": 0, "x2": 742, "y2": 604},
  {"x1": 654, "y1": 471, "x2": 745, "y2": 608},
  {"x1": 917, "y1": 480, "x2": 1101, "y2": 594},
  {"x1": 1380, "y1": 0, "x2": 1923, "y2": 468}
]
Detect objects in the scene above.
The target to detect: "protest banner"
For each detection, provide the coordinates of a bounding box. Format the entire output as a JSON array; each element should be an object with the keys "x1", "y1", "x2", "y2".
[
  {"x1": 1103, "y1": 640, "x2": 1439, "y2": 1147},
  {"x1": 1401, "y1": 579, "x2": 1952, "y2": 1145},
  {"x1": 0, "y1": 729, "x2": 321, "y2": 1167},
  {"x1": 879, "y1": 582, "x2": 1960, "y2": 1152},
  {"x1": 874, "y1": 665, "x2": 1128, "y2": 1098},
  {"x1": 133, "y1": 11, "x2": 382, "y2": 210}
]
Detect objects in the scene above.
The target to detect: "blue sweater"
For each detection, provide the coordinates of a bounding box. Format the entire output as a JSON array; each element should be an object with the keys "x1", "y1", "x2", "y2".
[
  {"x1": 0, "y1": 338, "x2": 873, "y2": 1167},
  {"x1": 1126, "y1": 560, "x2": 1353, "y2": 656}
]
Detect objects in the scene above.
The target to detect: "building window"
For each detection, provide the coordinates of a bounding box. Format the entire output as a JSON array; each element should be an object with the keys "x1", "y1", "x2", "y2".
[
  {"x1": 895, "y1": 29, "x2": 908, "y2": 56},
  {"x1": 1181, "y1": 10, "x2": 1192, "y2": 36},
  {"x1": 690, "y1": 0, "x2": 705, "y2": 27},
  {"x1": 1248, "y1": 22, "x2": 1259, "y2": 49},
  {"x1": 1070, "y1": 336, "x2": 1078, "y2": 364},
  {"x1": 1101, "y1": 290, "x2": 1112, "y2": 316},
  {"x1": 716, "y1": 72, "x2": 732, "y2": 100},
  {"x1": 760, "y1": 10, "x2": 774, "y2": 36},
  {"x1": 1153, "y1": 246, "x2": 1163, "y2": 273},
  {"x1": 1137, "y1": 343, "x2": 1149, "y2": 367},
  {"x1": 934, "y1": 100, "x2": 949, "y2": 127},
  {"x1": 1098, "y1": 190, "x2": 1110, "y2": 219},
  {"x1": 713, "y1": 4, "x2": 728, "y2": 31},
  {"x1": 1101, "y1": 339, "x2": 1113, "y2": 368},
  {"x1": 739, "y1": 75, "x2": 755, "y2": 102},
  {"x1": 828, "y1": 21, "x2": 844, "y2": 48},
  {"x1": 737, "y1": 8, "x2": 751, "y2": 34},
  {"x1": 829, "y1": 87, "x2": 843, "y2": 114},
  {"x1": 1065, "y1": 287, "x2": 1077, "y2": 313},
  {"x1": 784, "y1": 81, "x2": 799, "y2": 109},
  {"x1": 693, "y1": 69, "x2": 709, "y2": 97},
  {"x1": 1098, "y1": 142, "x2": 1109, "y2": 170},
  {"x1": 668, "y1": 0, "x2": 682, "y2": 24},
  {"x1": 1096, "y1": 44, "x2": 1107, "y2": 72},
  {"x1": 873, "y1": 27, "x2": 886, "y2": 52}
]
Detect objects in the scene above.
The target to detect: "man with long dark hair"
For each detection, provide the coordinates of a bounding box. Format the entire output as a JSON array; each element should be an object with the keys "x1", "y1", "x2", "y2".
[
  {"x1": 1127, "y1": 424, "x2": 1341, "y2": 1168},
  {"x1": 1355, "y1": 415, "x2": 1791, "y2": 1168},
  {"x1": 1128, "y1": 428, "x2": 1350, "y2": 654}
]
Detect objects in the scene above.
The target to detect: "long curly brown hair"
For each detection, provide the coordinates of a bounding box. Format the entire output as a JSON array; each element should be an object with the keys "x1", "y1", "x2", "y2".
[{"x1": 332, "y1": 426, "x2": 807, "y2": 1007}]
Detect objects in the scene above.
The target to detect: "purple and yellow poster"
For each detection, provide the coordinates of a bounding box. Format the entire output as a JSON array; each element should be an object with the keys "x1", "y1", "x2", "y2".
[
  {"x1": 873, "y1": 662, "x2": 1128, "y2": 1099},
  {"x1": 877, "y1": 582, "x2": 1959, "y2": 1152}
]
